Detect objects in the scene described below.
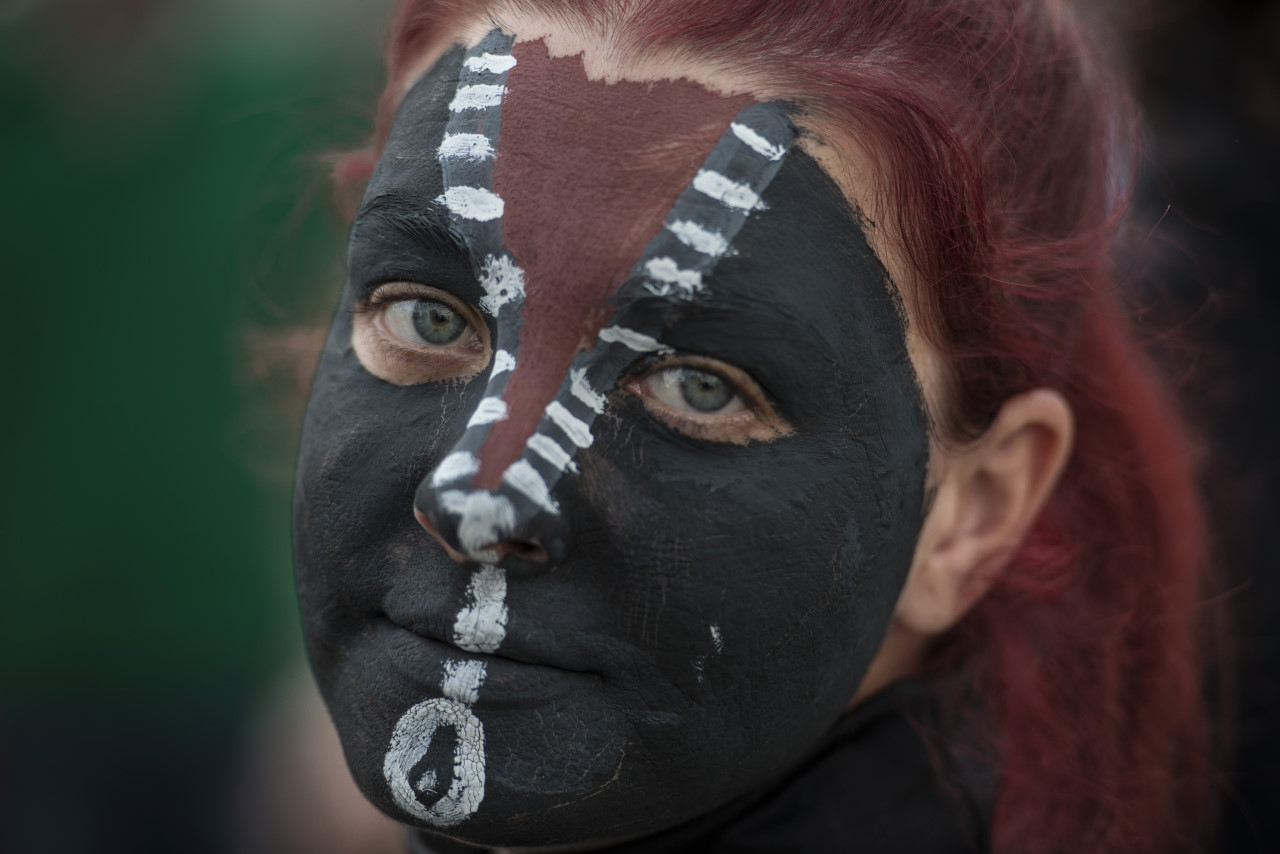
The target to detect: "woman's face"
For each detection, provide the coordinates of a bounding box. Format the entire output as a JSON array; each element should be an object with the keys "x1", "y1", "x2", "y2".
[{"x1": 294, "y1": 20, "x2": 929, "y2": 848}]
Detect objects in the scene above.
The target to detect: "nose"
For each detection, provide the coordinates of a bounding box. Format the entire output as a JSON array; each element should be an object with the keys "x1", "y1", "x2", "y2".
[
  {"x1": 413, "y1": 440, "x2": 572, "y2": 578},
  {"x1": 414, "y1": 506, "x2": 550, "y2": 566}
]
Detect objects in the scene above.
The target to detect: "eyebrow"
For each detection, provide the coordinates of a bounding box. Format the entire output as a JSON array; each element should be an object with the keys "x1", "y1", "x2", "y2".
[{"x1": 353, "y1": 194, "x2": 467, "y2": 258}]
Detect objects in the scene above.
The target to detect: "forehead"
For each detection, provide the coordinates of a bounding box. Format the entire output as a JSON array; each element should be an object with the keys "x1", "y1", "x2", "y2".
[{"x1": 494, "y1": 38, "x2": 752, "y2": 309}]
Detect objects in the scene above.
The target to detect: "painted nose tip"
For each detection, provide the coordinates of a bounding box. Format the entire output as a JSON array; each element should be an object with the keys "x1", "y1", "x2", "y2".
[{"x1": 414, "y1": 506, "x2": 550, "y2": 567}]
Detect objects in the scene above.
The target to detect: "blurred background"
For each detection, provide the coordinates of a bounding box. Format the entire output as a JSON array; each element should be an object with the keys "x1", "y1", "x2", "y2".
[{"x1": 0, "y1": 0, "x2": 1276, "y2": 852}]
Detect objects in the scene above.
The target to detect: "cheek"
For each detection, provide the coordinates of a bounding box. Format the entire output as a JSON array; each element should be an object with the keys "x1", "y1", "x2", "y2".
[
  {"x1": 294, "y1": 326, "x2": 473, "y2": 604},
  {"x1": 581, "y1": 417, "x2": 915, "y2": 706}
]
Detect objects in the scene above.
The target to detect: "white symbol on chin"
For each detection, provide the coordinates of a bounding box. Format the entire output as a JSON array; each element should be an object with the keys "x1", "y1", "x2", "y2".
[{"x1": 383, "y1": 697, "x2": 487, "y2": 827}]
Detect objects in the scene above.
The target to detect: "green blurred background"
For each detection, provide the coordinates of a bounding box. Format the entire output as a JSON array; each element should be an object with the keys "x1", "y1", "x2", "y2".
[{"x1": 1, "y1": 1, "x2": 389, "y2": 851}]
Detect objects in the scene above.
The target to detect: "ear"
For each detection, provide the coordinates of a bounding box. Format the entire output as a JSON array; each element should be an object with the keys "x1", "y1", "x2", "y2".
[{"x1": 894, "y1": 388, "x2": 1075, "y2": 636}]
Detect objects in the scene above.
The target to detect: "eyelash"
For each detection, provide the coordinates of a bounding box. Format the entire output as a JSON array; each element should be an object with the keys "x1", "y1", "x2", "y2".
[
  {"x1": 625, "y1": 356, "x2": 792, "y2": 445},
  {"x1": 349, "y1": 282, "x2": 491, "y2": 385}
]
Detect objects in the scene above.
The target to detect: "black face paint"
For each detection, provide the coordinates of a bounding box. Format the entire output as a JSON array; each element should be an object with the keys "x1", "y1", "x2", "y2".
[{"x1": 295, "y1": 30, "x2": 929, "y2": 849}]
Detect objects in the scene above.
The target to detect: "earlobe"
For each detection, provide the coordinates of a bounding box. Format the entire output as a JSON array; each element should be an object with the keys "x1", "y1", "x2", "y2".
[{"x1": 894, "y1": 388, "x2": 1074, "y2": 637}]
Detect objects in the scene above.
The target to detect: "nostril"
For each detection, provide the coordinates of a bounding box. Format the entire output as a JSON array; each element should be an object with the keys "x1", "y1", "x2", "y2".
[
  {"x1": 488, "y1": 540, "x2": 550, "y2": 563},
  {"x1": 413, "y1": 506, "x2": 550, "y2": 565},
  {"x1": 413, "y1": 507, "x2": 472, "y2": 564}
]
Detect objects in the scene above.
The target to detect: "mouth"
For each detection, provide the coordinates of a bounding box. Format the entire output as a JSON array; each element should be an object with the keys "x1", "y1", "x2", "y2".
[{"x1": 374, "y1": 615, "x2": 599, "y2": 706}]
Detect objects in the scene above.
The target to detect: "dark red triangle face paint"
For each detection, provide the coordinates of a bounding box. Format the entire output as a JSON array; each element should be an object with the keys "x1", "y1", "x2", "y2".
[{"x1": 476, "y1": 40, "x2": 751, "y2": 488}]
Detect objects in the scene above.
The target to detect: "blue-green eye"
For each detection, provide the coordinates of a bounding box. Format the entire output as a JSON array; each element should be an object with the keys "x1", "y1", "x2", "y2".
[
  {"x1": 627, "y1": 358, "x2": 793, "y2": 444},
  {"x1": 648, "y1": 367, "x2": 744, "y2": 415},
  {"x1": 385, "y1": 299, "x2": 471, "y2": 347},
  {"x1": 676, "y1": 369, "x2": 735, "y2": 412}
]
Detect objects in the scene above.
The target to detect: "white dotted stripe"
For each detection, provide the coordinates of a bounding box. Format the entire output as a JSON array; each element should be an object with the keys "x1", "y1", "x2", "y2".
[
  {"x1": 492, "y1": 349, "x2": 516, "y2": 376},
  {"x1": 598, "y1": 326, "x2": 672, "y2": 353},
  {"x1": 384, "y1": 560, "x2": 508, "y2": 827},
  {"x1": 467, "y1": 397, "x2": 509, "y2": 427},
  {"x1": 452, "y1": 565, "x2": 509, "y2": 653},
  {"x1": 569, "y1": 367, "x2": 608, "y2": 414},
  {"x1": 437, "y1": 186, "x2": 505, "y2": 222},
  {"x1": 665, "y1": 220, "x2": 731, "y2": 257},
  {"x1": 502, "y1": 459, "x2": 560, "y2": 515},
  {"x1": 432, "y1": 451, "x2": 480, "y2": 487},
  {"x1": 463, "y1": 52, "x2": 517, "y2": 74},
  {"x1": 442, "y1": 659, "x2": 487, "y2": 704},
  {"x1": 545, "y1": 401, "x2": 594, "y2": 449},
  {"x1": 438, "y1": 132, "x2": 495, "y2": 162},
  {"x1": 439, "y1": 490, "x2": 517, "y2": 557},
  {"x1": 692, "y1": 169, "x2": 766, "y2": 211},
  {"x1": 478, "y1": 254, "x2": 526, "y2": 314},
  {"x1": 449, "y1": 84, "x2": 507, "y2": 112},
  {"x1": 730, "y1": 121, "x2": 787, "y2": 160},
  {"x1": 527, "y1": 433, "x2": 580, "y2": 474},
  {"x1": 643, "y1": 256, "x2": 704, "y2": 296}
]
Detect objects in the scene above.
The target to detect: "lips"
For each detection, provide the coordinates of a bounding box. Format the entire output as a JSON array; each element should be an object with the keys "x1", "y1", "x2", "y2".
[{"x1": 374, "y1": 617, "x2": 598, "y2": 707}]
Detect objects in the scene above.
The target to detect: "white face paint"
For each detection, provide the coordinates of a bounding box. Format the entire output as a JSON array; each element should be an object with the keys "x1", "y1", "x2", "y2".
[
  {"x1": 452, "y1": 565, "x2": 509, "y2": 654},
  {"x1": 449, "y1": 83, "x2": 507, "y2": 112},
  {"x1": 544, "y1": 400, "x2": 594, "y2": 449},
  {"x1": 643, "y1": 256, "x2": 705, "y2": 297},
  {"x1": 691, "y1": 169, "x2": 767, "y2": 211},
  {"x1": 468, "y1": 397, "x2": 510, "y2": 427},
  {"x1": 666, "y1": 219, "x2": 731, "y2": 256},
  {"x1": 438, "y1": 132, "x2": 497, "y2": 162},
  {"x1": 477, "y1": 254, "x2": 526, "y2": 315},
  {"x1": 432, "y1": 451, "x2": 481, "y2": 487},
  {"x1": 463, "y1": 52, "x2": 518, "y2": 74},
  {"x1": 501, "y1": 459, "x2": 560, "y2": 515},
  {"x1": 437, "y1": 186, "x2": 506, "y2": 222},
  {"x1": 596, "y1": 326, "x2": 674, "y2": 354},
  {"x1": 730, "y1": 121, "x2": 787, "y2": 160},
  {"x1": 383, "y1": 565, "x2": 510, "y2": 827}
]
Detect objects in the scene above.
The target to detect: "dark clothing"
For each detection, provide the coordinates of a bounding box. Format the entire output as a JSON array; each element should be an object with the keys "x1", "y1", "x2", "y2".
[{"x1": 413, "y1": 680, "x2": 993, "y2": 853}]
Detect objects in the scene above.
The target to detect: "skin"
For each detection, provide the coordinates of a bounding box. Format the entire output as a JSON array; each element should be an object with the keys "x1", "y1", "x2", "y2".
[{"x1": 295, "y1": 8, "x2": 1075, "y2": 851}]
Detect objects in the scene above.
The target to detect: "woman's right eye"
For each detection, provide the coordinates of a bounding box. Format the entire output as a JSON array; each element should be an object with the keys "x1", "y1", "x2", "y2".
[
  {"x1": 352, "y1": 283, "x2": 492, "y2": 386},
  {"x1": 384, "y1": 298, "x2": 471, "y2": 347}
]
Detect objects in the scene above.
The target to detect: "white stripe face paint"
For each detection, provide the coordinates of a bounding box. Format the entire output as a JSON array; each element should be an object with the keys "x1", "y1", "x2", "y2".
[
  {"x1": 569, "y1": 367, "x2": 608, "y2": 414},
  {"x1": 730, "y1": 121, "x2": 787, "y2": 160},
  {"x1": 528, "y1": 433, "x2": 580, "y2": 474},
  {"x1": 439, "y1": 490, "x2": 518, "y2": 558},
  {"x1": 463, "y1": 52, "x2": 518, "y2": 74},
  {"x1": 545, "y1": 401, "x2": 594, "y2": 449},
  {"x1": 710, "y1": 624, "x2": 724, "y2": 653},
  {"x1": 449, "y1": 84, "x2": 507, "y2": 112},
  {"x1": 438, "y1": 133, "x2": 496, "y2": 162},
  {"x1": 598, "y1": 326, "x2": 673, "y2": 354},
  {"x1": 491, "y1": 349, "x2": 517, "y2": 376},
  {"x1": 384, "y1": 698, "x2": 486, "y2": 827},
  {"x1": 432, "y1": 451, "x2": 480, "y2": 487},
  {"x1": 442, "y1": 659, "x2": 487, "y2": 704},
  {"x1": 438, "y1": 187, "x2": 505, "y2": 222},
  {"x1": 643, "y1": 257, "x2": 704, "y2": 297},
  {"x1": 666, "y1": 220, "x2": 731, "y2": 257},
  {"x1": 452, "y1": 565, "x2": 509, "y2": 653},
  {"x1": 692, "y1": 169, "x2": 766, "y2": 211},
  {"x1": 502, "y1": 459, "x2": 560, "y2": 515},
  {"x1": 384, "y1": 564, "x2": 509, "y2": 828},
  {"x1": 478, "y1": 254, "x2": 526, "y2": 314},
  {"x1": 468, "y1": 397, "x2": 509, "y2": 427}
]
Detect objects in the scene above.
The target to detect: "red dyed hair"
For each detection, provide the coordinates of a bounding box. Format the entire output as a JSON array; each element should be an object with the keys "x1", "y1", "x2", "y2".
[{"x1": 344, "y1": 1, "x2": 1213, "y2": 850}]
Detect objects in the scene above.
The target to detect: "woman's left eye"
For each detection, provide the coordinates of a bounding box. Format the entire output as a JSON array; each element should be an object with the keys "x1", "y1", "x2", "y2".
[
  {"x1": 627, "y1": 359, "x2": 791, "y2": 444},
  {"x1": 644, "y1": 367, "x2": 746, "y2": 415}
]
